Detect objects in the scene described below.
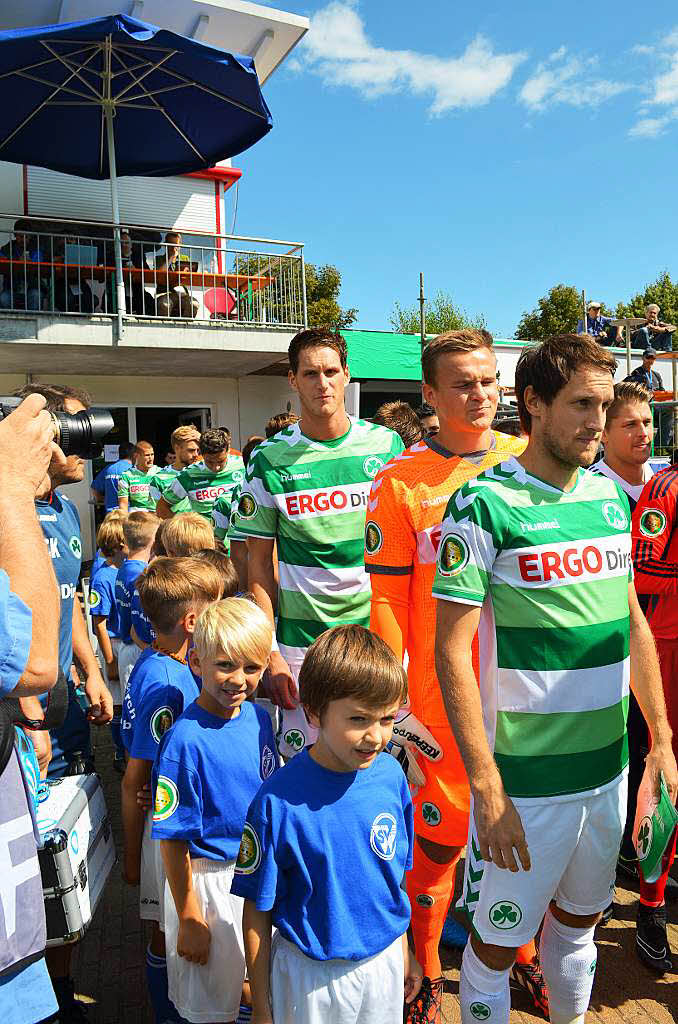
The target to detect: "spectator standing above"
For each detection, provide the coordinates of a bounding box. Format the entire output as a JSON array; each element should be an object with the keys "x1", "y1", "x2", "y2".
[
  {"x1": 235, "y1": 327, "x2": 404, "y2": 758},
  {"x1": 576, "y1": 300, "x2": 622, "y2": 345},
  {"x1": 150, "y1": 425, "x2": 201, "y2": 512},
  {"x1": 373, "y1": 399, "x2": 424, "y2": 447},
  {"x1": 632, "y1": 304, "x2": 676, "y2": 352},
  {"x1": 366, "y1": 331, "x2": 537, "y2": 1022},
  {"x1": 416, "y1": 401, "x2": 440, "y2": 437},
  {"x1": 118, "y1": 441, "x2": 160, "y2": 511},
  {"x1": 91, "y1": 441, "x2": 134, "y2": 513},
  {"x1": 154, "y1": 231, "x2": 199, "y2": 319},
  {"x1": 157, "y1": 427, "x2": 244, "y2": 522},
  {"x1": 0, "y1": 393, "x2": 60, "y2": 1024},
  {"x1": 433, "y1": 335, "x2": 677, "y2": 1024},
  {"x1": 626, "y1": 347, "x2": 664, "y2": 394},
  {"x1": 0, "y1": 224, "x2": 45, "y2": 310}
]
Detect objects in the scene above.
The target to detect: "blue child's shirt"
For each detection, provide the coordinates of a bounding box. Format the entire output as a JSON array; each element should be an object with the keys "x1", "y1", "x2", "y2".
[
  {"x1": 131, "y1": 589, "x2": 155, "y2": 646},
  {"x1": 231, "y1": 749, "x2": 414, "y2": 962},
  {"x1": 121, "y1": 649, "x2": 198, "y2": 760},
  {"x1": 115, "y1": 558, "x2": 146, "y2": 644},
  {"x1": 88, "y1": 562, "x2": 120, "y2": 639},
  {"x1": 152, "y1": 701, "x2": 278, "y2": 861}
]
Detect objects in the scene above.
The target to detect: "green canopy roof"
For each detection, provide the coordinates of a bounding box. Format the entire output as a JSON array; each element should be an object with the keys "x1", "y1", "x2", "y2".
[{"x1": 341, "y1": 329, "x2": 424, "y2": 381}]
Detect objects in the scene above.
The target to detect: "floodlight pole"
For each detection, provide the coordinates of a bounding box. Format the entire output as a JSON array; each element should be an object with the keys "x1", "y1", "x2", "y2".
[
  {"x1": 581, "y1": 289, "x2": 587, "y2": 333},
  {"x1": 419, "y1": 272, "x2": 426, "y2": 348},
  {"x1": 104, "y1": 34, "x2": 126, "y2": 342}
]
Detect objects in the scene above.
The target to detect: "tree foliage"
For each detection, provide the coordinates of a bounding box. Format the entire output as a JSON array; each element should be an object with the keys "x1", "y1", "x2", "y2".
[
  {"x1": 514, "y1": 284, "x2": 586, "y2": 340},
  {"x1": 305, "y1": 263, "x2": 357, "y2": 329},
  {"x1": 390, "y1": 289, "x2": 486, "y2": 335},
  {"x1": 616, "y1": 271, "x2": 678, "y2": 336}
]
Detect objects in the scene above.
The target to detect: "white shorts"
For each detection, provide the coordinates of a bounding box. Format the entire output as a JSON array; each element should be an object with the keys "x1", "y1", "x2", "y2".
[
  {"x1": 277, "y1": 657, "x2": 318, "y2": 760},
  {"x1": 119, "y1": 641, "x2": 142, "y2": 695},
  {"x1": 270, "y1": 932, "x2": 404, "y2": 1024},
  {"x1": 140, "y1": 813, "x2": 165, "y2": 926},
  {"x1": 164, "y1": 858, "x2": 245, "y2": 1023},
  {"x1": 460, "y1": 775, "x2": 627, "y2": 947},
  {"x1": 103, "y1": 638, "x2": 122, "y2": 705}
]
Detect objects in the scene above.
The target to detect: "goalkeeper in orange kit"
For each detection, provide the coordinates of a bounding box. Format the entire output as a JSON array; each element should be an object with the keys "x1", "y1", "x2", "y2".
[{"x1": 366, "y1": 330, "x2": 546, "y2": 1022}]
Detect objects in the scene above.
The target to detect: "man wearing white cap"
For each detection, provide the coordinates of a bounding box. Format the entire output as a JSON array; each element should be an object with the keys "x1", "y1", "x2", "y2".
[{"x1": 576, "y1": 300, "x2": 622, "y2": 345}]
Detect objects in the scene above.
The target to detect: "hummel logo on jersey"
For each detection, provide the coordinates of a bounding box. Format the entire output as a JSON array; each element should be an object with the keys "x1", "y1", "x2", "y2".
[
  {"x1": 520, "y1": 519, "x2": 560, "y2": 532},
  {"x1": 370, "y1": 812, "x2": 397, "y2": 861},
  {"x1": 279, "y1": 471, "x2": 311, "y2": 482}
]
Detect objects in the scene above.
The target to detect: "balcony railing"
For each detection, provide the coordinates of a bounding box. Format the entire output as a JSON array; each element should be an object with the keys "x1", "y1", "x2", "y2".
[{"x1": 0, "y1": 214, "x2": 307, "y2": 330}]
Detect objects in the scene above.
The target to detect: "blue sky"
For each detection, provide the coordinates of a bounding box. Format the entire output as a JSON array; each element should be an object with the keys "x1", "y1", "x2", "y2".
[{"x1": 234, "y1": 0, "x2": 678, "y2": 337}]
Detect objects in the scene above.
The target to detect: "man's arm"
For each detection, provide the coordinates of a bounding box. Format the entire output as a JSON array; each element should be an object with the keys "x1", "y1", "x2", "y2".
[
  {"x1": 121, "y1": 756, "x2": 151, "y2": 883},
  {"x1": 155, "y1": 496, "x2": 173, "y2": 520},
  {"x1": 92, "y1": 615, "x2": 118, "y2": 680},
  {"x1": 628, "y1": 584, "x2": 678, "y2": 802},
  {"x1": 229, "y1": 540, "x2": 248, "y2": 592},
  {"x1": 18, "y1": 695, "x2": 52, "y2": 777},
  {"x1": 72, "y1": 598, "x2": 113, "y2": 723},
  {"x1": 247, "y1": 536, "x2": 296, "y2": 709},
  {"x1": 434, "y1": 599, "x2": 530, "y2": 872},
  {"x1": 0, "y1": 394, "x2": 59, "y2": 695},
  {"x1": 243, "y1": 901, "x2": 273, "y2": 1024},
  {"x1": 161, "y1": 840, "x2": 210, "y2": 965},
  {"x1": 118, "y1": 495, "x2": 129, "y2": 512}
]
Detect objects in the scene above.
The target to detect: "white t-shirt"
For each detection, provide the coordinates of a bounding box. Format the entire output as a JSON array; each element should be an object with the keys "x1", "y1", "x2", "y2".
[{"x1": 591, "y1": 459, "x2": 654, "y2": 511}]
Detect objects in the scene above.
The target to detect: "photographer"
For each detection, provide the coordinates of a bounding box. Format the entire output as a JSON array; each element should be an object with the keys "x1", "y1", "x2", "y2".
[
  {"x1": 14, "y1": 383, "x2": 113, "y2": 1022},
  {"x1": 0, "y1": 394, "x2": 60, "y2": 1024}
]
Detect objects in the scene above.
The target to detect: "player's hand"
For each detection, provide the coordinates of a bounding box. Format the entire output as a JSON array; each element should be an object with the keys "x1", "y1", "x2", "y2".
[
  {"x1": 403, "y1": 944, "x2": 423, "y2": 1004},
  {"x1": 0, "y1": 393, "x2": 57, "y2": 499},
  {"x1": 84, "y1": 673, "x2": 113, "y2": 724},
  {"x1": 106, "y1": 657, "x2": 119, "y2": 682},
  {"x1": 136, "y1": 782, "x2": 153, "y2": 811},
  {"x1": 177, "y1": 913, "x2": 211, "y2": 965},
  {"x1": 645, "y1": 738, "x2": 678, "y2": 805},
  {"x1": 472, "y1": 776, "x2": 531, "y2": 872},
  {"x1": 267, "y1": 650, "x2": 298, "y2": 710}
]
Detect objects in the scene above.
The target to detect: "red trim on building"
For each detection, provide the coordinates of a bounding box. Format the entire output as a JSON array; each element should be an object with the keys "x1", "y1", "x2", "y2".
[
  {"x1": 214, "y1": 181, "x2": 223, "y2": 273},
  {"x1": 186, "y1": 167, "x2": 242, "y2": 191}
]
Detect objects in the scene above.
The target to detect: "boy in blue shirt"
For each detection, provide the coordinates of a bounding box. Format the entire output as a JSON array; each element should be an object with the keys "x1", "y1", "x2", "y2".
[
  {"x1": 89, "y1": 513, "x2": 126, "y2": 767},
  {"x1": 153, "y1": 598, "x2": 277, "y2": 1024},
  {"x1": 233, "y1": 625, "x2": 422, "y2": 1024},
  {"x1": 116, "y1": 509, "x2": 159, "y2": 690},
  {"x1": 121, "y1": 556, "x2": 222, "y2": 1024}
]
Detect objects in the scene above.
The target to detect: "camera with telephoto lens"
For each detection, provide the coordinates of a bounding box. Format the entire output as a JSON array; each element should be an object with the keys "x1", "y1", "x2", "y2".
[{"x1": 0, "y1": 396, "x2": 114, "y2": 458}]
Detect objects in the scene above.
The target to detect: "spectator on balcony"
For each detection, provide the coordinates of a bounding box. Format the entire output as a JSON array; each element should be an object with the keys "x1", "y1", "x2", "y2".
[
  {"x1": 576, "y1": 300, "x2": 622, "y2": 346},
  {"x1": 0, "y1": 226, "x2": 45, "y2": 311},
  {"x1": 631, "y1": 304, "x2": 676, "y2": 352},
  {"x1": 103, "y1": 229, "x2": 155, "y2": 316},
  {"x1": 153, "y1": 231, "x2": 198, "y2": 319}
]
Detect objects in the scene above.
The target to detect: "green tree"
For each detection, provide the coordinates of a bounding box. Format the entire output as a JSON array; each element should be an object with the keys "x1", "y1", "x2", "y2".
[
  {"x1": 515, "y1": 284, "x2": 589, "y2": 340},
  {"x1": 305, "y1": 263, "x2": 357, "y2": 329},
  {"x1": 389, "y1": 290, "x2": 486, "y2": 335},
  {"x1": 617, "y1": 271, "x2": 678, "y2": 348},
  {"x1": 234, "y1": 257, "x2": 356, "y2": 329}
]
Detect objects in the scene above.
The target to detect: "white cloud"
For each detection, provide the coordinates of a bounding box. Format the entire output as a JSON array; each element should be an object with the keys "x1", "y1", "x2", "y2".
[
  {"x1": 519, "y1": 48, "x2": 629, "y2": 111},
  {"x1": 650, "y1": 53, "x2": 678, "y2": 105},
  {"x1": 628, "y1": 109, "x2": 678, "y2": 137},
  {"x1": 299, "y1": 1, "x2": 526, "y2": 114}
]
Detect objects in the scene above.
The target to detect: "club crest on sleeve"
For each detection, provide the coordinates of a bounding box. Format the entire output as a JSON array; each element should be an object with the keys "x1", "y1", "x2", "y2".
[
  {"x1": 88, "y1": 589, "x2": 101, "y2": 608},
  {"x1": 151, "y1": 707, "x2": 174, "y2": 743},
  {"x1": 153, "y1": 777, "x2": 179, "y2": 822},
  {"x1": 365, "y1": 521, "x2": 383, "y2": 555},
  {"x1": 236, "y1": 822, "x2": 261, "y2": 874},
  {"x1": 437, "y1": 534, "x2": 469, "y2": 577},
  {"x1": 261, "y1": 745, "x2": 276, "y2": 779},
  {"x1": 639, "y1": 508, "x2": 667, "y2": 538},
  {"x1": 370, "y1": 812, "x2": 397, "y2": 861},
  {"x1": 238, "y1": 493, "x2": 258, "y2": 520}
]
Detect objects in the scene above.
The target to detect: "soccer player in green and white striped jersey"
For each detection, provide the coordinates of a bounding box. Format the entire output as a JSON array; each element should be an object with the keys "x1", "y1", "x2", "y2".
[
  {"x1": 157, "y1": 427, "x2": 244, "y2": 522},
  {"x1": 117, "y1": 441, "x2": 160, "y2": 511},
  {"x1": 234, "y1": 328, "x2": 404, "y2": 758},
  {"x1": 432, "y1": 335, "x2": 677, "y2": 1024},
  {"x1": 150, "y1": 425, "x2": 201, "y2": 512}
]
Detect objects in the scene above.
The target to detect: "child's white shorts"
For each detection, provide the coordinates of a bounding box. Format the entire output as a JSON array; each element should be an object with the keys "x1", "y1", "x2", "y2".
[
  {"x1": 140, "y1": 812, "x2": 165, "y2": 926},
  {"x1": 164, "y1": 857, "x2": 244, "y2": 1023},
  {"x1": 118, "y1": 641, "x2": 142, "y2": 695},
  {"x1": 460, "y1": 773, "x2": 627, "y2": 947},
  {"x1": 270, "y1": 931, "x2": 404, "y2": 1024}
]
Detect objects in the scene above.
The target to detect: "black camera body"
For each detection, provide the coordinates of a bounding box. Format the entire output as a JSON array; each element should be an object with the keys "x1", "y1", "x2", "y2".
[{"x1": 0, "y1": 397, "x2": 114, "y2": 458}]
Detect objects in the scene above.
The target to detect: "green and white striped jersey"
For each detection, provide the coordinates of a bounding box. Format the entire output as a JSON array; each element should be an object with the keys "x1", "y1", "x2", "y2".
[
  {"x1": 432, "y1": 457, "x2": 632, "y2": 802},
  {"x1": 117, "y1": 465, "x2": 161, "y2": 509},
  {"x1": 150, "y1": 466, "x2": 190, "y2": 513},
  {"x1": 164, "y1": 457, "x2": 245, "y2": 520},
  {"x1": 234, "y1": 418, "x2": 404, "y2": 665}
]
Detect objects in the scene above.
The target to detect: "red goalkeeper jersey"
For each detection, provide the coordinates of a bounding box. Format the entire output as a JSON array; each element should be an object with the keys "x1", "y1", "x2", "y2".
[{"x1": 631, "y1": 464, "x2": 678, "y2": 641}]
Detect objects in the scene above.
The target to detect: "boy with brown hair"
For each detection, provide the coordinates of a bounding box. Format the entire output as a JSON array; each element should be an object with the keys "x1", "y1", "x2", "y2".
[
  {"x1": 116, "y1": 509, "x2": 160, "y2": 688},
  {"x1": 234, "y1": 624, "x2": 422, "y2": 1024},
  {"x1": 120, "y1": 556, "x2": 222, "y2": 1024}
]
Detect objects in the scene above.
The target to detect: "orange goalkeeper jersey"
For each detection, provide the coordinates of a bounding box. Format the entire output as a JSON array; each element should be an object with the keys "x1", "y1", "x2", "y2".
[{"x1": 365, "y1": 433, "x2": 526, "y2": 727}]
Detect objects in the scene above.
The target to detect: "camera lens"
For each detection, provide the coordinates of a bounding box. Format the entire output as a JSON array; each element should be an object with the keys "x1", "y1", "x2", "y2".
[{"x1": 54, "y1": 408, "x2": 114, "y2": 458}]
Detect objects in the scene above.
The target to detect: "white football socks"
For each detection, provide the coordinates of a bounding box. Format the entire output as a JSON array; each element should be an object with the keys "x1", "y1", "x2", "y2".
[
  {"x1": 540, "y1": 908, "x2": 597, "y2": 1024},
  {"x1": 459, "y1": 941, "x2": 510, "y2": 1024}
]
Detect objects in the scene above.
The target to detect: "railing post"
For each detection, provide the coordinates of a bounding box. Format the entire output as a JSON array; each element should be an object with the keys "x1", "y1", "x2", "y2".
[{"x1": 300, "y1": 247, "x2": 308, "y2": 328}]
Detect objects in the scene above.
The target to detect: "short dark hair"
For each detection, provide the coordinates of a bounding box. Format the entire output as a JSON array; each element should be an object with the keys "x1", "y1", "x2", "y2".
[
  {"x1": 288, "y1": 327, "x2": 348, "y2": 375},
  {"x1": 372, "y1": 400, "x2": 423, "y2": 447},
  {"x1": 421, "y1": 329, "x2": 494, "y2": 387},
  {"x1": 515, "y1": 335, "x2": 617, "y2": 434},
  {"x1": 199, "y1": 427, "x2": 230, "y2": 454},
  {"x1": 299, "y1": 624, "x2": 407, "y2": 722},
  {"x1": 265, "y1": 411, "x2": 299, "y2": 438},
  {"x1": 416, "y1": 402, "x2": 436, "y2": 420},
  {"x1": 13, "y1": 382, "x2": 92, "y2": 413},
  {"x1": 241, "y1": 436, "x2": 264, "y2": 468}
]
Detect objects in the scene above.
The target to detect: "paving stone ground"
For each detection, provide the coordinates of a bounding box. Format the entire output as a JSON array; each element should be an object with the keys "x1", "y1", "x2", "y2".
[{"x1": 70, "y1": 727, "x2": 677, "y2": 1023}]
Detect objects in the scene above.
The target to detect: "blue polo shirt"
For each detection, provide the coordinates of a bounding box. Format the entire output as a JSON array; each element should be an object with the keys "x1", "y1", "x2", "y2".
[
  {"x1": 115, "y1": 558, "x2": 147, "y2": 645},
  {"x1": 92, "y1": 458, "x2": 132, "y2": 512}
]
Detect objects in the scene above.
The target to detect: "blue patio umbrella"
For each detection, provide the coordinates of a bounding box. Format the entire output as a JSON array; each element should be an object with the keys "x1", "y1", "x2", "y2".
[{"x1": 0, "y1": 13, "x2": 273, "y2": 322}]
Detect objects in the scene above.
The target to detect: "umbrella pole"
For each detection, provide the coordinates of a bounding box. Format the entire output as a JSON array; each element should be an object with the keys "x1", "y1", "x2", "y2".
[{"x1": 103, "y1": 37, "x2": 126, "y2": 341}]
